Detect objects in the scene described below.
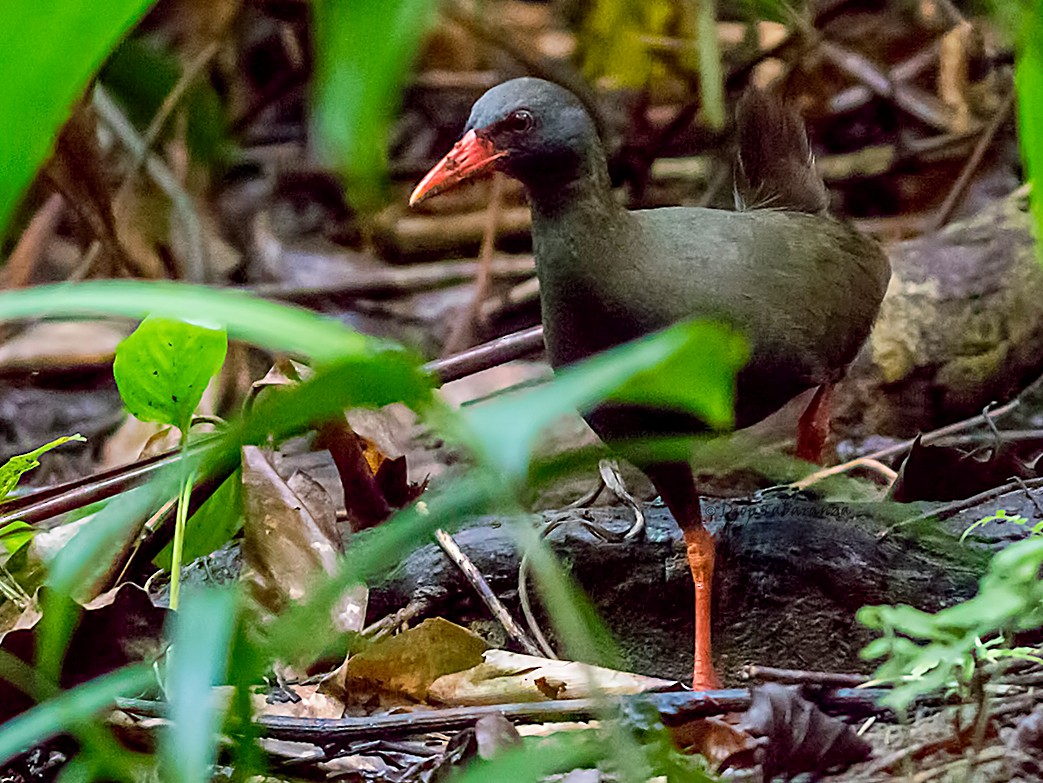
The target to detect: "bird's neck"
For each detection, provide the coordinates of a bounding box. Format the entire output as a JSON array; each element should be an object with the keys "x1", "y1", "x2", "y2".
[{"x1": 523, "y1": 145, "x2": 619, "y2": 221}]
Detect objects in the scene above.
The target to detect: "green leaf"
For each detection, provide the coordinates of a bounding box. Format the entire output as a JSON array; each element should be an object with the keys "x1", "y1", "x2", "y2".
[
  {"x1": 114, "y1": 316, "x2": 228, "y2": 431},
  {"x1": 0, "y1": 280, "x2": 402, "y2": 368},
  {"x1": 162, "y1": 588, "x2": 237, "y2": 783},
  {"x1": 463, "y1": 320, "x2": 746, "y2": 479},
  {"x1": 0, "y1": 663, "x2": 154, "y2": 766},
  {"x1": 0, "y1": 434, "x2": 86, "y2": 500},
  {"x1": 0, "y1": 0, "x2": 156, "y2": 238},
  {"x1": 0, "y1": 521, "x2": 34, "y2": 554},
  {"x1": 451, "y1": 732, "x2": 603, "y2": 783},
  {"x1": 311, "y1": 0, "x2": 436, "y2": 212}
]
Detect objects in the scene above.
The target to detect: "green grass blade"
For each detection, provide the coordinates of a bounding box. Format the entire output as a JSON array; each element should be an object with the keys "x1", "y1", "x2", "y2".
[{"x1": 0, "y1": 664, "x2": 154, "y2": 766}]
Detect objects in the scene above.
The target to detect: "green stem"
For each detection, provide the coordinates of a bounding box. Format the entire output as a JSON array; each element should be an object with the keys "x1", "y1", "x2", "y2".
[{"x1": 168, "y1": 428, "x2": 195, "y2": 611}]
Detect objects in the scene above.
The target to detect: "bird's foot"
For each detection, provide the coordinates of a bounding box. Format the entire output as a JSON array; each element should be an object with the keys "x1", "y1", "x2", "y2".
[{"x1": 692, "y1": 664, "x2": 723, "y2": 692}]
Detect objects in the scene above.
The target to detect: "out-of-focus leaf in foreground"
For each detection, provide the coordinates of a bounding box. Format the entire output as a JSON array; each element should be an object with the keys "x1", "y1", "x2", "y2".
[
  {"x1": 311, "y1": 0, "x2": 436, "y2": 213},
  {"x1": 0, "y1": 0, "x2": 155, "y2": 237},
  {"x1": 462, "y1": 320, "x2": 747, "y2": 480}
]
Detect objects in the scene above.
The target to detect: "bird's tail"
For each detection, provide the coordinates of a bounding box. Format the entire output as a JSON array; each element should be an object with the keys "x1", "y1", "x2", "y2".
[{"x1": 733, "y1": 88, "x2": 829, "y2": 215}]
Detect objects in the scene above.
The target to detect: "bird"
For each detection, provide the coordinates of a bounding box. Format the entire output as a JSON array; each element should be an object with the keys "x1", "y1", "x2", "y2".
[{"x1": 410, "y1": 77, "x2": 890, "y2": 690}]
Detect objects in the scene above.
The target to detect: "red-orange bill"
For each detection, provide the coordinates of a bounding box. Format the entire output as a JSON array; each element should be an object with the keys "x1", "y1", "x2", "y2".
[{"x1": 409, "y1": 129, "x2": 507, "y2": 206}]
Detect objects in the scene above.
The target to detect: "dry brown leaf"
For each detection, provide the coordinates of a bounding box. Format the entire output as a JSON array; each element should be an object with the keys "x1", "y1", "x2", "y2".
[
  {"x1": 721, "y1": 684, "x2": 872, "y2": 779},
  {"x1": 240, "y1": 445, "x2": 367, "y2": 634},
  {"x1": 427, "y1": 650, "x2": 678, "y2": 706},
  {"x1": 340, "y1": 617, "x2": 488, "y2": 702}
]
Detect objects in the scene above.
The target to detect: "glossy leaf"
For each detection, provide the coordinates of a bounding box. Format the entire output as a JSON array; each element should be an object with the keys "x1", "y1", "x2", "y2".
[
  {"x1": 114, "y1": 316, "x2": 227, "y2": 431},
  {"x1": 0, "y1": 0, "x2": 155, "y2": 237}
]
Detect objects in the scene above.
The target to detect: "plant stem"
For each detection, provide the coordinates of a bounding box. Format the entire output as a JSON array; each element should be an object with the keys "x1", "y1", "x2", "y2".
[{"x1": 168, "y1": 430, "x2": 195, "y2": 611}]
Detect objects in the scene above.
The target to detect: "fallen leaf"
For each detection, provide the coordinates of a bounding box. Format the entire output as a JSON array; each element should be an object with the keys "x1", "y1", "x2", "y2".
[
  {"x1": 341, "y1": 617, "x2": 488, "y2": 701},
  {"x1": 240, "y1": 445, "x2": 367, "y2": 635},
  {"x1": 427, "y1": 649, "x2": 678, "y2": 706},
  {"x1": 721, "y1": 684, "x2": 872, "y2": 779}
]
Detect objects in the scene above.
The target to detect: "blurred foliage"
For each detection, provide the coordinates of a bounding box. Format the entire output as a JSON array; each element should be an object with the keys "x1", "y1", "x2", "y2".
[
  {"x1": 860, "y1": 536, "x2": 1043, "y2": 711},
  {"x1": 311, "y1": 0, "x2": 436, "y2": 214},
  {"x1": 101, "y1": 38, "x2": 230, "y2": 165},
  {"x1": 0, "y1": 0, "x2": 155, "y2": 240},
  {"x1": 0, "y1": 280, "x2": 742, "y2": 781}
]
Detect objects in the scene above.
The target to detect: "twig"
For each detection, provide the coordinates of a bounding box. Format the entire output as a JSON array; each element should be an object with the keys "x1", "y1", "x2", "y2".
[
  {"x1": 251, "y1": 256, "x2": 535, "y2": 307},
  {"x1": 816, "y1": 39, "x2": 962, "y2": 132},
  {"x1": 741, "y1": 665, "x2": 869, "y2": 687},
  {"x1": 791, "y1": 392, "x2": 1027, "y2": 490},
  {"x1": 928, "y1": 84, "x2": 1016, "y2": 231},
  {"x1": 92, "y1": 85, "x2": 208, "y2": 282},
  {"x1": 362, "y1": 595, "x2": 436, "y2": 643},
  {"x1": 118, "y1": 40, "x2": 222, "y2": 207},
  {"x1": 433, "y1": 528, "x2": 544, "y2": 656},
  {"x1": 857, "y1": 735, "x2": 960, "y2": 778},
  {"x1": 908, "y1": 745, "x2": 1006, "y2": 783},
  {"x1": 884, "y1": 476, "x2": 1043, "y2": 538},
  {"x1": 117, "y1": 686, "x2": 895, "y2": 746}
]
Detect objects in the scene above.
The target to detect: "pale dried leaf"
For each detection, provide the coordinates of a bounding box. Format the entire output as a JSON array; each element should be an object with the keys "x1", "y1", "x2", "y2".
[{"x1": 427, "y1": 650, "x2": 677, "y2": 706}]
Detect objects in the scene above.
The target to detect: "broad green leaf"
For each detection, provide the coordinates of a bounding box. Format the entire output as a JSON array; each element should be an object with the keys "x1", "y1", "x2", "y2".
[
  {"x1": 0, "y1": 521, "x2": 34, "y2": 554},
  {"x1": 311, "y1": 0, "x2": 436, "y2": 212},
  {"x1": 162, "y1": 589, "x2": 237, "y2": 783},
  {"x1": 0, "y1": 281, "x2": 417, "y2": 370},
  {"x1": 0, "y1": 0, "x2": 156, "y2": 237},
  {"x1": 463, "y1": 320, "x2": 746, "y2": 479},
  {"x1": 114, "y1": 316, "x2": 228, "y2": 431},
  {"x1": 0, "y1": 663, "x2": 154, "y2": 766},
  {"x1": 0, "y1": 434, "x2": 86, "y2": 500}
]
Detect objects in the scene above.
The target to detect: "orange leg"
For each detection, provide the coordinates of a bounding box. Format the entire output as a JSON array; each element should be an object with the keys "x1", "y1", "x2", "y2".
[
  {"x1": 683, "y1": 524, "x2": 721, "y2": 690},
  {"x1": 796, "y1": 383, "x2": 833, "y2": 464},
  {"x1": 646, "y1": 461, "x2": 721, "y2": 690}
]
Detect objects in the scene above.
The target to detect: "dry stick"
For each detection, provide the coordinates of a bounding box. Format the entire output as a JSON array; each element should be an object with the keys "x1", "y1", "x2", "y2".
[
  {"x1": 433, "y1": 528, "x2": 544, "y2": 656},
  {"x1": 442, "y1": 173, "x2": 505, "y2": 356},
  {"x1": 909, "y1": 745, "x2": 1006, "y2": 783},
  {"x1": 816, "y1": 39, "x2": 961, "y2": 133},
  {"x1": 741, "y1": 665, "x2": 869, "y2": 688},
  {"x1": 362, "y1": 595, "x2": 436, "y2": 643},
  {"x1": 883, "y1": 476, "x2": 1043, "y2": 538},
  {"x1": 0, "y1": 326, "x2": 546, "y2": 531},
  {"x1": 253, "y1": 256, "x2": 534, "y2": 307},
  {"x1": 117, "y1": 686, "x2": 893, "y2": 745},
  {"x1": 928, "y1": 86, "x2": 1016, "y2": 232},
  {"x1": 790, "y1": 394, "x2": 1026, "y2": 491},
  {"x1": 830, "y1": 42, "x2": 940, "y2": 115}
]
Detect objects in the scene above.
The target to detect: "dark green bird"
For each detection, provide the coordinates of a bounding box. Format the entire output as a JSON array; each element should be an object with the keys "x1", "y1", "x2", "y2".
[{"x1": 411, "y1": 78, "x2": 890, "y2": 689}]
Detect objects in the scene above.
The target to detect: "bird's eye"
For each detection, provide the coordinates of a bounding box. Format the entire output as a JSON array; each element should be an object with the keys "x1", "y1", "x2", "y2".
[{"x1": 504, "y1": 109, "x2": 534, "y2": 133}]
